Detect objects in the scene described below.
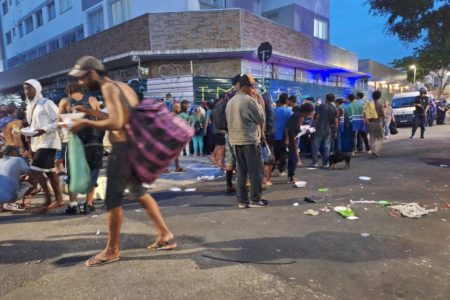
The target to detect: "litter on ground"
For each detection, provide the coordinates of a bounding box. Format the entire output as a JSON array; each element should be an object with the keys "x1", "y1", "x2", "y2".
[
  {"x1": 334, "y1": 206, "x2": 359, "y2": 220},
  {"x1": 295, "y1": 181, "x2": 307, "y2": 188},
  {"x1": 185, "y1": 188, "x2": 197, "y2": 192},
  {"x1": 358, "y1": 176, "x2": 371, "y2": 181},
  {"x1": 303, "y1": 209, "x2": 319, "y2": 216},
  {"x1": 169, "y1": 187, "x2": 182, "y2": 192},
  {"x1": 390, "y1": 203, "x2": 438, "y2": 219},
  {"x1": 318, "y1": 188, "x2": 329, "y2": 192},
  {"x1": 293, "y1": 202, "x2": 299, "y2": 207},
  {"x1": 361, "y1": 233, "x2": 370, "y2": 238}
]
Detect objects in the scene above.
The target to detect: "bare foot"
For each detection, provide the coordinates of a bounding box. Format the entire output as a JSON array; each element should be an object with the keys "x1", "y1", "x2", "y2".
[
  {"x1": 85, "y1": 248, "x2": 120, "y2": 267},
  {"x1": 37, "y1": 200, "x2": 64, "y2": 214}
]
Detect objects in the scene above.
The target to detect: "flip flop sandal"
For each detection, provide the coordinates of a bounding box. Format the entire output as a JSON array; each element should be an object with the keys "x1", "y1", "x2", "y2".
[
  {"x1": 148, "y1": 240, "x2": 177, "y2": 251},
  {"x1": 85, "y1": 256, "x2": 120, "y2": 267}
]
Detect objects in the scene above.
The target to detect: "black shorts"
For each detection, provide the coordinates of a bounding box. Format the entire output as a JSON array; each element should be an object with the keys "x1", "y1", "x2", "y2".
[
  {"x1": 105, "y1": 142, "x2": 146, "y2": 210},
  {"x1": 214, "y1": 133, "x2": 226, "y2": 146},
  {"x1": 31, "y1": 149, "x2": 57, "y2": 172}
]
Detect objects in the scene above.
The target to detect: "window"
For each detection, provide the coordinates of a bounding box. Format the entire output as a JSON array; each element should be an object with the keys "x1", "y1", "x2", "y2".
[
  {"x1": 47, "y1": 1, "x2": 56, "y2": 20},
  {"x1": 61, "y1": 31, "x2": 76, "y2": 46},
  {"x1": 110, "y1": 0, "x2": 129, "y2": 26},
  {"x1": 88, "y1": 8, "x2": 104, "y2": 35},
  {"x1": 314, "y1": 18, "x2": 328, "y2": 40},
  {"x1": 75, "y1": 26, "x2": 84, "y2": 40},
  {"x1": 5, "y1": 31, "x2": 12, "y2": 44},
  {"x1": 35, "y1": 10, "x2": 44, "y2": 27},
  {"x1": 59, "y1": 0, "x2": 71, "y2": 13},
  {"x1": 199, "y1": 0, "x2": 225, "y2": 9},
  {"x1": 2, "y1": 1, "x2": 8, "y2": 15},
  {"x1": 18, "y1": 22, "x2": 23, "y2": 37},
  {"x1": 37, "y1": 45, "x2": 47, "y2": 56},
  {"x1": 24, "y1": 16, "x2": 34, "y2": 34},
  {"x1": 49, "y1": 39, "x2": 60, "y2": 51},
  {"x1": 265, "y1": 11, "x2": 279, "y2": 23}
]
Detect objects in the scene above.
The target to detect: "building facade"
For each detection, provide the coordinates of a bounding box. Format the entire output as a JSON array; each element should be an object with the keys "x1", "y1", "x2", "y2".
[
  {"x1": 358, "y1": 59, "x2": 409, "y2": 95},
  {"x1": 0, "y1": 0, "x2": 330, "y2": 71}
]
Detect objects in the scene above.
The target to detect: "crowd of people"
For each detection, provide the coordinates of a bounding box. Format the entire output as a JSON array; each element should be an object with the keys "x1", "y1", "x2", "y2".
[{"x1": 0, "y1": 57, "x2": 447, "y2": 265}]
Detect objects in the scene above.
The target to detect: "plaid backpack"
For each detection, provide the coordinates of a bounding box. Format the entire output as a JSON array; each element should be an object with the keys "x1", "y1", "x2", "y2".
[{"x1": 116, "y1": 85, "x2": 194, "y2": 183}]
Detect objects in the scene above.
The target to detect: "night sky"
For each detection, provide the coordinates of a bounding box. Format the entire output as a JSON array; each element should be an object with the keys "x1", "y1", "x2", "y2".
[{"x1": 330, "y1": 0, "x2": 420, "y2": 66}]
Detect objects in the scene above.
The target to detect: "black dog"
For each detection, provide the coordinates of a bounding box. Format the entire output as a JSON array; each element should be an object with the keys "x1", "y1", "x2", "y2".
[{"x1": 329, "y1": 152, "x2": 351, "y2": 169}]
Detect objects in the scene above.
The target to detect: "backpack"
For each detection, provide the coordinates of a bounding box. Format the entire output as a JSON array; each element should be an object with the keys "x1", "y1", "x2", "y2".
[
  {"x1": 364, "y1": 101, "x2": 379, "y2": 120},
  {"x1": 212, "y1": 99, "x2": 228, "y2": 131},
  {"x1": 115, "y1": 84, "x2": 194, "y2": 183},
  {"x1": 194, "y1": 120, "x2": 203, "y2": 135}
]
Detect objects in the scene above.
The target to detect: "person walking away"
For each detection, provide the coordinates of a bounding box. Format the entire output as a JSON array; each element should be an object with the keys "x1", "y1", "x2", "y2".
[
  {"x1": 172, "y1": 103, "x2": 185, "y2": 172},
  {"x1": 273, "y1": 94, "x2": 292, "y2": 176},
  {"x1": 190, "y1": 106, "x2": 206, "y2": 156},
  {"x1": 410, "y1": 88, "x2": 429, "y2": 139},
  {"x1": 59, "y1": 82, "x2": 107, "y2": 215},
  {"x1": 225, "y1": 74, "x2": 267, "y2": 208},
  {"x1": 383, "y1": 100, "x2": 395, "y2": 139},
  {"x1": 285, "y1": 103, "x2": 315, "y2": 182},
  {"x1": 262, "y1": 92, "x2": 275, "y2": 186},
  {"x1": 313, "y1": 94, "x2": 338, "y2": 168},
  {"x1": 335, "y1": 98, "x2": 345, "y2": 152},
  {"x1": 0, "y1": 146, "x2": 34, "y2": 212},
  {"x1": 436, "y1": 98, "x2": 447, "y2": 125},
  {"x1": 24, "y1": 79, "x2": 63, "y2": 213},
  {"x1": 365, "y1": 91, "x2": 385, "y2": 158},
  {"x1": 68, "y1": 56, "x2": 175, "y2": 266}
]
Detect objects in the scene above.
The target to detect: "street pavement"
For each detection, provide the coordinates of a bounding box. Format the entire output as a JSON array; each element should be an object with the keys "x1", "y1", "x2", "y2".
[{"x1": 1, "y1": 125, "x2": 450, "y2": 300}]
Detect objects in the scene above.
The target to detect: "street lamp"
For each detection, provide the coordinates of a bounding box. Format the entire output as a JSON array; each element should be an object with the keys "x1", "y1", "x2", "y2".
[
  {"x1": 131, "y1": 55, "x2": 141, "y2": 79},
  {"x1": 410, "y1": 65, "x2": 417, "y2": 86}
]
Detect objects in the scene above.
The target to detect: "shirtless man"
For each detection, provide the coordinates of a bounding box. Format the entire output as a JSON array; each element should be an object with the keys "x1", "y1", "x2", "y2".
[{"x1": 69, "y1": 56, "x2": 175, "y2": 267}]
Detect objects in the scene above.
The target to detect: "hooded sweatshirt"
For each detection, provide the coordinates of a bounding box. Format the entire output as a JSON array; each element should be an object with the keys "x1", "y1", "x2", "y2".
[{"x1": 25, "y1": 79, "x2": 61, "y2": 152}]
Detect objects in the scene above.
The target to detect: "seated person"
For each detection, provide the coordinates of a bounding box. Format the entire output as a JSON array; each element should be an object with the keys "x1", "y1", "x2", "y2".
[{"x1": 0, "y1": 146, "x2": 33, "y2": 212}]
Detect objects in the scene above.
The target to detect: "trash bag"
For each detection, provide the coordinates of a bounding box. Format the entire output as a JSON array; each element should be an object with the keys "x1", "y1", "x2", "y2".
[
  {"x1": 389, "y1": 121, "x2": 398, "y2": 135},
  {"x1": 68, "y1": 134, "x2": 90, "y2": 194},
  {"x1": 261, "y1": 143, "x2": 275, "y2": 165}
]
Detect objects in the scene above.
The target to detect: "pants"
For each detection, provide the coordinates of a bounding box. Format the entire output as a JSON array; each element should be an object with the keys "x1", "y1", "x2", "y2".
[
  {"x1": 357, "y1": 131, "x2": 370, "y2": 151},
  {"x1": 335, "y1": 131, "x2": 342, "y2": 152},
  {"x1": 287, "y1": 134, "x2": 298, "y2": 178},
  {"x1": 313, "y1": 134, "x2": 331, "y2": 165},
  {"x1": 235, "y1": 144, "x2": 264, "y2": 204},
  {"x1": 384, "y1": 119, "x2": 391, "y2": 137},
  {"x1": 273, "y1": 140, "x2": 288, "y2": 173},
  {"x1": 368, "y1": 121, "x2": 384, "y2": 156},
  {"x1": 183, "y1": 140, "x2": 190, "y2": 156},
  {"x1": 192, "y1": 135, "x2": 204, "y2": 155},
  {"x1": 411, "y1": 115, "x2": 426, "y2": 137}
]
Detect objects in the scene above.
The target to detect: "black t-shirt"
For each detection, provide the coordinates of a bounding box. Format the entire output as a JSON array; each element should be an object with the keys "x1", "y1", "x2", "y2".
[
  {"x1": 285, "y1": 112, "x2": 301, "y2": 134},
  {"x1": 315, "y1": 103, "x2": 337, "y2": 135},
  {"x1": 414, "y1": 96, "x2": 429, "y2": 115}
]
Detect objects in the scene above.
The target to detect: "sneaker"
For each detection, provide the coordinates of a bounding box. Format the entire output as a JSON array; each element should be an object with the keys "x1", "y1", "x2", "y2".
[
  {"x1": 321, "y1": 164, "x2": 330, "y2": 169},
  {"x1": 249, "y1": 201, "x2": 268, "y2": 208},
  {"x1": 238, "y1": 203, "x2": 249, "y2": 209},
  {"x1": 310, "y1": 162, "x2": 319, "y2": 167},
  {"x1": 279, "y1": 172, "x2": 287, "y2": 177},
  {"x1": 2, "y1": 203, "x2": 25, "y2": 212},
  {"x1": 410, "y1": 136, "x2": 414, "y2": 139},
  {"x1": 65, "y1": 204, "x2": 80, "y2": 215},
  {"x1": 288, "y1": 177, "x2": 296, "y2": 183}
]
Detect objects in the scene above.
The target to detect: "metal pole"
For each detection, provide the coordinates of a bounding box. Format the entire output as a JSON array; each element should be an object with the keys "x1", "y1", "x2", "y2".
[
  {"x1": 190, "y1": 60, "x2": 193, "y2": 75},
  {"x1": 262, "y1": 52, "x2": 265, "y2": 91},
  {"x1": 137, "y1": 58, "x2": 141, "y2": 79},
  {"x1": 413, "y1": 67, "x2": 416, "y2": 86}
]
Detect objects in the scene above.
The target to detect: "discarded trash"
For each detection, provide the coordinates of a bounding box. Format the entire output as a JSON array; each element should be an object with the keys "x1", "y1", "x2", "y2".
[
  {"x1": 304, "y1": 196, "x2": 324, "y2": 204},
  {"x1": 307, "y1": 168, "x2": 317, "y2": 170},
  {"x1": 294, "y1": 181, "x2": 307, "y2": 188},
  {"x1": 293, "y1": 202, "x2": 299, "y2": 207},
  {"x1": 95, "y1": 229, "x2": 100, "y2": 235},
  {"x1": 334, "y1": 206, "x2": 359, "y2": 220},
  {"x1": 361, "y1": 233, "x2": 370, "y2": 238},
  {"x1": 35, "y1": 260, "x2": 44, "y2": 264},
  {"x1": 185, "y1": 188, "x2": 197, "y2": 192},
  {"x1": 378, "y1": 200, "x2": 392, "y2": 207},
  {"x1": 349, "y1": 200, "x2": 392, "y2": 207},
  {"x1": 320, "y1": 206, "x2": 331, "y2": 213},
  {"x1": 134, "y1": 209, "x2": 142, "y2": 212},
  {"x1": 390, "y1": 203, "x2": 438, "y2": 219},
  {"x1": 197, "y1": 175, "x2": 215, "y2": 181},
  {"x1": 440, "y1": 164, "x2": 448, "y2": 168},
  {"x1": 91, "y1": 214, "x2": 99, "y2": 218},
  {"x1": 303, "y1": 209, "x2": 319, "y2": 216},
  {"x1": 276, "y1": 249, "x2": 282, "y2": 252},
  {"x1": 442, "y1": 219, "x2": 447, "y2": 222},
  {"x1": 169, "y1": 187, "x2": 182, "y2": 192},
  {"x1": 359, "y1": 176, "x2": 371, "y2": 181},
  {"x1": 318, "y1": 188, "x2": 329, "y2": 192}
]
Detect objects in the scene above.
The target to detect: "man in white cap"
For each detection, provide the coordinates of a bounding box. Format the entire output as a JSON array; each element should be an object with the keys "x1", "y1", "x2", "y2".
[{"x1": 23, "y1": 79, "x2": 63, "y2": 212}]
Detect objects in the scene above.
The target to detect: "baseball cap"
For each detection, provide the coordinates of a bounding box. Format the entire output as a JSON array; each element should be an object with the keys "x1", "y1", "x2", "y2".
[
  {"x1": 232, "y1": 74, "x2": 243, "y2": 85},
  {"x1": 68, "y1": 56, "x2": 105, "y2": 77}
]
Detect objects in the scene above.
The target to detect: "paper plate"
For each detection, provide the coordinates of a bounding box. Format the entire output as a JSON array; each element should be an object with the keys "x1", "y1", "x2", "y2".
[
  {"x1": 60, "y1": 112, "x2": 85, "y2": 121},
  {"x1": 294, "y1": 181, "x2": 307, "y2": 188},
  {"x1": 20, "y1": 127, "x2": 37, "y2": 137},
  {"x1": 185, "y1": 188, "x2": 197, "y2": 192},
  {"x1": 169, "y1": 187, "x2": 182, "y2": 192},
  {"x1": 358, "y1": 176, "x2": 371, "y2": 181}
]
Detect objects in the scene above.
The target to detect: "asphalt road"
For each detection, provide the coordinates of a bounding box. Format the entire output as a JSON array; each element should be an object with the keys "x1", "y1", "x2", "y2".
[{"x1": 1, "y1": 125, "x2": 450, "y2": 300}]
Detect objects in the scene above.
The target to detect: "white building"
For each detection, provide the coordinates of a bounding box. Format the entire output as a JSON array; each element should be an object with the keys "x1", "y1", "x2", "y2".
[{"x1": 0, "y1": 0, "x2": 330, "y2": 71}]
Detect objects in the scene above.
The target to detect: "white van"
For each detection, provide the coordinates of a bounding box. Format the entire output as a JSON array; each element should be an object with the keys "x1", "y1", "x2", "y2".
[{"x1": 391, "y1": 92, "x2": 419, "y2": 126}]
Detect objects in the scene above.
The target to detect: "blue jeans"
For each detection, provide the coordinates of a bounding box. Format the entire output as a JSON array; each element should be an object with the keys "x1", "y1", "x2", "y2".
[{"x1": 313, "y1": 133, "x2": 331, "y2": 165}]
